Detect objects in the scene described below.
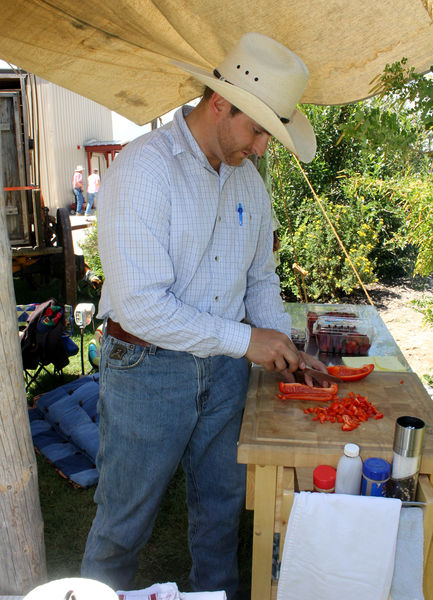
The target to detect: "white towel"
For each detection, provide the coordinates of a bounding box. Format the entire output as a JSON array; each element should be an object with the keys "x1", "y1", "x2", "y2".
[
  {"x1": 277, "y1": 492, "x2": 401, "y2": 600},
  {"x1": 389, "y1": 507, "x2": 424, "y2": 600},
  {"x1": 117, "y1": 583, "x2": 226, "y2": 600}
]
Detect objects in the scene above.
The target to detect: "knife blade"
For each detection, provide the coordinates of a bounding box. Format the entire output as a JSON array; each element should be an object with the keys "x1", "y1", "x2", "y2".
[{"x1": 294, "y1": 367, "x2": 341, "y2": 385}]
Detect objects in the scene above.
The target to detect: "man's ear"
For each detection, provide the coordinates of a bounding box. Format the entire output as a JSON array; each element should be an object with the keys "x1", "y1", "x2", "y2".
[{"x1": 208, "y1": 92, "x2": 231, "y2": 118}]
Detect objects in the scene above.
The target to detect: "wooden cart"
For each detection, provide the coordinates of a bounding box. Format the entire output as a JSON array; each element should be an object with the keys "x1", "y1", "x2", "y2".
[{"x1": 238, "y1": 304, "x2": 433, "y2": 600}]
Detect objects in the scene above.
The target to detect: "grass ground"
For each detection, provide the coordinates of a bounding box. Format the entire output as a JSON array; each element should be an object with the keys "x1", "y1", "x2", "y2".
[{"x1": 20, "y1": 282, "x2": 253, "y2": 598}]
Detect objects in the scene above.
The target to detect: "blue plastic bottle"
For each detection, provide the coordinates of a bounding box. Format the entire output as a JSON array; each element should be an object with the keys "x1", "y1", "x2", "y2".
[{"x1": 361, "y1": 457, "x2": 391, "y2": 496}]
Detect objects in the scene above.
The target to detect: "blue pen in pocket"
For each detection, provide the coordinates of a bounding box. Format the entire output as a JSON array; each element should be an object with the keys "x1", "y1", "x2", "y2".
[{"x1": 237, "y1": 203, "x2": 243, "y2": 226}]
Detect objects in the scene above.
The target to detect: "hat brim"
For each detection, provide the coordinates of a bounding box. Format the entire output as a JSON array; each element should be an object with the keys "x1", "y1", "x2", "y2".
[{"x1": 172, "y1": 60, "x2": 316, "y2": 163}]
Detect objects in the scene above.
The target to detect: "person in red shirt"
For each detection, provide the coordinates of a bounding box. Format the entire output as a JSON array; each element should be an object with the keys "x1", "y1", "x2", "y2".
[{"x1": 72, "y1": 165, "x2": 85, "y2": 214}]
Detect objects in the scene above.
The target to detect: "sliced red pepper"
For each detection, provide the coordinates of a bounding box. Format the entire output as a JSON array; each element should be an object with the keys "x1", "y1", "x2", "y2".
[
  {"x1": 326, "y1": 364, "x2": 374, "y2": 382},
  {"x1": 279, "y1": 382, "x2": 338, "y2": 396},
  {"x1": 278, "y1": 382, "x2": 338, "y2": 401}
]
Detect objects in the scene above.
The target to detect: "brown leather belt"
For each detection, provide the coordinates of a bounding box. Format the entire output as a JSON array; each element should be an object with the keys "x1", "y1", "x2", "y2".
[{"x1": 106, "y1": 318, "x2": 151, "y2": 347}]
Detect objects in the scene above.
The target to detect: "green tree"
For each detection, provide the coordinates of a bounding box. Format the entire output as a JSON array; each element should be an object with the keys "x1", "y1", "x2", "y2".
[
  {"x1": 270, "y1": 62, "x2": 433, "y2": 300},
  {"x1": 339, "y1": 59, "x2": 432, "y2": 176}
]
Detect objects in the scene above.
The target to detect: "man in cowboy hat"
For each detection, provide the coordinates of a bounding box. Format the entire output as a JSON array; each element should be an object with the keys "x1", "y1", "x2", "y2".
[
  {"x1": 82, "y1": 32, "x2": 325, "y2": 598},
  {"x1": 72, "y1": 164, "x2": 85, "y2": 215}
]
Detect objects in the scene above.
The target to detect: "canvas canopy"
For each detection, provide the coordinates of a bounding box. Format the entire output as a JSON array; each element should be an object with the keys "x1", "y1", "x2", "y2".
[{"x1": 0, "y1": 0, "x2": 432, "y2": 126}]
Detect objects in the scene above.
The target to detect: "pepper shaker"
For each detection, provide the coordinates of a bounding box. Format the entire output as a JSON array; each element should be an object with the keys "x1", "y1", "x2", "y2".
[{"x1": 386, "y1": 416, "x2": 425, "y2": 501}]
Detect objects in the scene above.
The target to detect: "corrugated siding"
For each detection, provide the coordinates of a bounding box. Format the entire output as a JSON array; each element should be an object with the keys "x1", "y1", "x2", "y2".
[{"x1": 36, "y1": 77, "x2": 113, "y2": 212}]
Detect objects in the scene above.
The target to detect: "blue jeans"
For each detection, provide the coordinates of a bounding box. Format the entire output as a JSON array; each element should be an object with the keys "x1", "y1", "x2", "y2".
[
  {"x1": 81, "y1": 333, "x2": 249, "y2": 599},
  {"x1": 86, "y1": 192, "x2": 96, "y2": 214},
  {"x1": 73, "y1": 187, "x2": 85, "y2": 214}
]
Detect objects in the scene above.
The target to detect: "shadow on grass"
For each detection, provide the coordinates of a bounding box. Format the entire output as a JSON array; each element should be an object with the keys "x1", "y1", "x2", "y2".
[{"x1": 38, "y1": 454, "x2": 252, "y2": 597}]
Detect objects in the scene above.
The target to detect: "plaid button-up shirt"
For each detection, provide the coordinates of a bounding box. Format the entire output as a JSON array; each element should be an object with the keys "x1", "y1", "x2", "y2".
[{"x1": 97, "y1": 106, "x2": 291, "y2": 358}]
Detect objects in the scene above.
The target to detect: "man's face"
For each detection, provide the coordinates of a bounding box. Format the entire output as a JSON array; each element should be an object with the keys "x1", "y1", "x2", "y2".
[{"x1": 215, "y1": 108, "x2": 271, "y2": 167}]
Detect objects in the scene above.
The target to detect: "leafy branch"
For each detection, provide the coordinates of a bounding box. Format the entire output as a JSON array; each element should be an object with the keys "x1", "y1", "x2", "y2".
[{"x1": 338, "y1": 58, "x2": 433, "y2": 166}]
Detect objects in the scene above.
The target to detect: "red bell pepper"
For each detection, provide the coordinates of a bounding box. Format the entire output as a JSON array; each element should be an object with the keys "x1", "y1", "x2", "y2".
[
  {"x1": 278, "y1": 382, "x2": 338, "y2": 402},
  {"x1": 326, "y1": 364, "x2": 374, "y2": 382}
]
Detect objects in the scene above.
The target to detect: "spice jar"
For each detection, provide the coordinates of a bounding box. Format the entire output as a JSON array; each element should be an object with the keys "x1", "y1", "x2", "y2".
[
  {"x1": 313, "y1": 464, "x2": 336, "y2": 493},
  {"x1": 361, "y1": 457, "x2": 390, "y2": 496}
]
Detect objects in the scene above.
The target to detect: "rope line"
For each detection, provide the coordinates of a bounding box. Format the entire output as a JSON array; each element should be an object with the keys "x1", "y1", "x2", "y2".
[
  {"x1": 270, "y1": 140, "x2": 308, "y2": 302},
  {"x1": 292, "y1": 154, "x2": 374, "y2": 306}
]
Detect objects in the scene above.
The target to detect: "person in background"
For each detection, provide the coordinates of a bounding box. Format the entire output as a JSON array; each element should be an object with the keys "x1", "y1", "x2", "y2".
[
  {"x1": 72, "y1": 165, "x2": 85, "y2": 215},
  {"x1": 86, "y1": 168, "x2": 100, "y2": 216},
  {"x1": 82, "y1": 32, "x2": 325, "y2": 599}
]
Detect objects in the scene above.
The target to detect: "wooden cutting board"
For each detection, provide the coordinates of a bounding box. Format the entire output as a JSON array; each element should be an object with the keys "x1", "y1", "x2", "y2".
[{"x1": 238, "y1": 368, "x2": 433, "y2": 473}]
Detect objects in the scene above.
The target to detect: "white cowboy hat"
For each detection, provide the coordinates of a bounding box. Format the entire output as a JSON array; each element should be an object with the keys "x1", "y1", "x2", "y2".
[
  {"x1": 172, "y1": 32, "x2": 316, "y2": 163},
  {"x1": 75, "y1": 165, "x2": 84, "y2": 171},
  {"x1": 23, "y1": 577, "x2": 118, "y2": 600}
]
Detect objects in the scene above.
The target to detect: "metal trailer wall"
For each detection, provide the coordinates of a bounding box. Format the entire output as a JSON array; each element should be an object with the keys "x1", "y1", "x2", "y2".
[{"x1": 35, "y1": 76, "x2": 113, "y2": 213}]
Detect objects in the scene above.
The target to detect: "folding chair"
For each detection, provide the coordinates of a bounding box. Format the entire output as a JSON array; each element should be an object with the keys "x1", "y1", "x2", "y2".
[{"x1": 18, "y1": 300, "x2": 78, "y2": 392}]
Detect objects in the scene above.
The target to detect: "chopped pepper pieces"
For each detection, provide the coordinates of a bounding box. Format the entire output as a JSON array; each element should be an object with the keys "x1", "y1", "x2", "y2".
[
  {"x1": 302, "y1": 391, "x2": 383, "y2": 431},
  {"x1": 326, "y1": 363, "x2": 374, "y2": 382}
]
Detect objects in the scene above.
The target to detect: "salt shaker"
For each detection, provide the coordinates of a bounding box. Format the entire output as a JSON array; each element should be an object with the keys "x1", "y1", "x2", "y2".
[{"x1": 386, "y1": 416, "x2": 425, "y2": 501}]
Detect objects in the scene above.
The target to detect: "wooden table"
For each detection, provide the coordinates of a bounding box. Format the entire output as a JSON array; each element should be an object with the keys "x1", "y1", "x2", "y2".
[{"x1": 238, "y1": 303, "x2": 433, "y2": 600}]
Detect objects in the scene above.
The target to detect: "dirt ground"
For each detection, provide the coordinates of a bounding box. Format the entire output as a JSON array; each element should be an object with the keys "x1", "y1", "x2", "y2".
[{"x1": 360, "y1": 278, "x2": 433, "y2": 381}]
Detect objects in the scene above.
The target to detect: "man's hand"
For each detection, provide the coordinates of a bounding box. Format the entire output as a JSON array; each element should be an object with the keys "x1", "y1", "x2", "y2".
[
  {"x1": 246, "y1": 328, "x2": 304, "y2": 379},
  {"x1": 298, "y1": 351, "x2": 329, "y2": 386}
]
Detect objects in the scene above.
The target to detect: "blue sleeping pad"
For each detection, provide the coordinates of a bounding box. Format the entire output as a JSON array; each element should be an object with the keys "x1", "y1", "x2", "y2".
[{"x1": 29, "y1": 374, "x2": 100, "y2": 487}]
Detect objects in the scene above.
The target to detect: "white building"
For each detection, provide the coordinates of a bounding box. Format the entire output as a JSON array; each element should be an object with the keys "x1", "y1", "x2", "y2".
[
  {"x1": 1, "y1": 65, "x2": 116, "y2": 219},
  {"x1": 35, "y1": 75, "x2": 115, "y2": 211}
]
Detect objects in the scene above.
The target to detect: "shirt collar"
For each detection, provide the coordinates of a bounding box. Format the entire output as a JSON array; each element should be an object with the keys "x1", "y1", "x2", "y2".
[{"x1": 171, "y1": 105, "x2": 235, "y2": 178}]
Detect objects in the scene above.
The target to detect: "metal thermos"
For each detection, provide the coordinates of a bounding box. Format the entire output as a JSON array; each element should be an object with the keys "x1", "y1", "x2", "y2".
[{"x1": 386, "y1": 416, "x2": 425, "y2": 501}]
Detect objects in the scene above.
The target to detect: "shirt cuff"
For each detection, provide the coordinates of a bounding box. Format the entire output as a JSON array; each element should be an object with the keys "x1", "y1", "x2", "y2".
[{"x1": 219, "y1": 320, "x2": 252, "y2": 358}]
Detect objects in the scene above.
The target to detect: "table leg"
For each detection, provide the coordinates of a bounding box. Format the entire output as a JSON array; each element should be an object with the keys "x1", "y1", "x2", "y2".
[
  {"x1": 278, "y1": 468, "x2": 295, "y2": 562},
  {"x1": 245, "y1": 464, "x2": 255, "y2": 510},
  {"x1": 251, "y1": 465, "x2": 277, "y2": 600}
]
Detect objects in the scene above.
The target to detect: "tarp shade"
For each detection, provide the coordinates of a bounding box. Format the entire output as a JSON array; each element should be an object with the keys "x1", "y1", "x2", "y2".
[{"x1": 0, "y1": 0, "x2": 432, "y2": 125}]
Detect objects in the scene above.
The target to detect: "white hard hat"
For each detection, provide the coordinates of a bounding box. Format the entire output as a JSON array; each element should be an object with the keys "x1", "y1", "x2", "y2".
[{"x1": 23, "y1": 578, "x2": 118, "y2": 600}]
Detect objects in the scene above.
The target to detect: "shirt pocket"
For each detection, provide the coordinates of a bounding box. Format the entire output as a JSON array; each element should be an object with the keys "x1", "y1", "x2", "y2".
[{"x1": 223, "y1": 209, "x2": 261, "y2": 269}]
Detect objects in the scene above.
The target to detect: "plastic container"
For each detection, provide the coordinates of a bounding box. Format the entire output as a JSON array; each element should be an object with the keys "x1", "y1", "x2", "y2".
[
  {"x1": 306, "y1": 309, "x2": 359, "y2": 335},
  {"x1": 291, "y1": 327, "x2": 308, "y2": 351},
  {"x1": 313, "y1": 316, "x2": 373, "y2": 355},
  {"x1": 313, "y1": 465, "x2": 336, "y2": 493},
  {"x1": 361, "y1": 457, "x2": 391, "y2": 496},
  {"x1": 335, "y1": 443, "x2": 363, "y2": 495}
]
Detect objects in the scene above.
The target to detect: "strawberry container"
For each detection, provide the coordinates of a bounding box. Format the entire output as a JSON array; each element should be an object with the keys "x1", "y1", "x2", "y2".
[{"x1": 313, "y1": 316, "x2": 373, "y2": 355}]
